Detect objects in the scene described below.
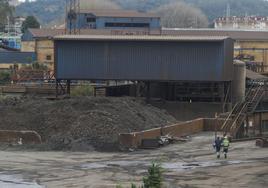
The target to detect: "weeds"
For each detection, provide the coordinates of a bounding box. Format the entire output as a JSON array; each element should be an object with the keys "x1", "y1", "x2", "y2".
[{"x1": 71, "y1": 85, "x2": 94, "y2": 96}]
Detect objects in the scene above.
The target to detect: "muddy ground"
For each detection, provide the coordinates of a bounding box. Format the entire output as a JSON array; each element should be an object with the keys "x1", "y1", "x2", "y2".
[
  {"x1": 0, "y1": 96, "x2": 176, "y2": 151},
  {"x1": 0, "y1": 132, "x2": 267, "y2": 188}
]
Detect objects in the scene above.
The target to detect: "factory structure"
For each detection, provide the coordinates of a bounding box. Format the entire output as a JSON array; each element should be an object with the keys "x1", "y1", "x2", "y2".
[
  {"x1": 214, "y1": 16, "x2": 268, "y2": 30},
  {"x1": 67, "y1": 9, "x2": 160, "y2": 30},
  {"x1": 1, "y1": 3, "x2": 268, "y2": 138},
  {"x1": 18, "y1": 27, "x2": 268, "y2": 76},
  {"x1": 53, "y1": 33, "x2": 267, "y2": 138},
  {"x1": 163, "y1": 29, "x2": 268, "y2": 74},
  {"x1": 54, "y1": 35, "x2": 233, "y2": 103}
]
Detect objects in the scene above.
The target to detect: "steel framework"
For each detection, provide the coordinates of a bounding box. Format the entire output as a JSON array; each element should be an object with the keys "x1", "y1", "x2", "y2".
[{"x1": 65, "y1": 0, "x2": 80, "y2": 34}]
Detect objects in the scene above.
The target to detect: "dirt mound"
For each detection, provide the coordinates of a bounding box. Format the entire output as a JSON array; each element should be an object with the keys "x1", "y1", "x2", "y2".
[{"x1": 0, "y1": 97, "x2": 177, "y2": 151}]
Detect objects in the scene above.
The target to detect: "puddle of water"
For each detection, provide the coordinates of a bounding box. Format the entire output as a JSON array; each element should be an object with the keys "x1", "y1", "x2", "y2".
[
  {"x1": 81, "y1": 160, "x2": 147, "y2": 169},
  {"x1": 162, "y1": 162, "x2": 211, "y2": 172},
  {"x1": 163, "y1": 160, "x2": 253, "y2": 172},
  {"x1": 81, "y1": 159, "x2": 254, "y2": 172},
  {"x1": 0, "y1": 174, "x2": 44, "y2": 188},
  {"x1": 81, "y1": 163, "x2": 107, "y2": 169}
]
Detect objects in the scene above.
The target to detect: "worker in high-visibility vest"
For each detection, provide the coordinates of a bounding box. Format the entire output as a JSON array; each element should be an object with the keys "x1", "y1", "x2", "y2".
[{"x1": 222, "y1": 136, "x2": 230, "y2": 159}]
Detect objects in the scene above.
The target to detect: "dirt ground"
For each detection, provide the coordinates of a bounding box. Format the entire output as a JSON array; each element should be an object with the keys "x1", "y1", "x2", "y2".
[{"x1": 0, "y1": 132, "x2": 267, "y2": 188}]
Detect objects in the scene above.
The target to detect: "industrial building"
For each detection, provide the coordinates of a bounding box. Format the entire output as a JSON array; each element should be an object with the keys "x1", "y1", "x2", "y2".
[
  {"x1": 54, "y1": 35, "x2": 235, "y2": 116},
  {"x1": 21, "y1": 28, "x2": 66, "y2": 70},
  {"x1": 0, "y1": 45, "x2": 35, "y2": 70},
  {"x1": 163, "y1": 29, "x2": 268, "y2": 75},
  {"x1": 67, "y1": 9, "x2": 160, "y2": 30},
  {"x1": 21, "y1": 28, "x2": 159, "y2": 71},
  {"x1": 53, "y1": 34, "x2": 268, "y2": 138},
  {"x1": 21, "y1": 28, "x2": 268, "y2": 74},
  {"x1": 214, "y1": 16, "x2": 268, "y2": 30}
]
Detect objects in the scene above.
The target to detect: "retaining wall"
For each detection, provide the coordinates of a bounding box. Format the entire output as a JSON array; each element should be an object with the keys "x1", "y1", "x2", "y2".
[
  {"x1": 119, "y1": 118, "x2": 225, "y2": 148},
  {"x1": 0, "y1": 130, "x2": 42, "y2": 145}
]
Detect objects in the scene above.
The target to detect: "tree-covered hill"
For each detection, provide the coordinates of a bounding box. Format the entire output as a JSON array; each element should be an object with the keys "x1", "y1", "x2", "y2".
[
  {"x1": 15, "y1": 0, "x2": 65, "y2": 27},
  {"x1": 14, "y1": 0, "x2": 268, "y2": 27}
]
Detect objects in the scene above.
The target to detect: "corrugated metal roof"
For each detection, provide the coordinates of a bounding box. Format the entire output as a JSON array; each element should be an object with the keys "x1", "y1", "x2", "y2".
[
  {"x1": 54, "y1": 35, "x2": 229, "y2": 41},
  {"x1": 28, "y1": 28, "x2": 66, "y2": 38},
  {"x1": 25, "y1": 28, "x2": 157, "y2": 39},
  {"x1": 162, "y1": 28, "x2": 268, "y2": 41},
  {"x1": 246, "y1": 69, "x2": 267, "y2": 80},
  {"x1": 25, "y1": 28, "x2": 268, "y2": 41},
  {"x1": 79, "y1": 9, "x2": 159, "y2": 18},
  {"x1": 0, "y1": 52, "x2": 36, "y2": 64}
]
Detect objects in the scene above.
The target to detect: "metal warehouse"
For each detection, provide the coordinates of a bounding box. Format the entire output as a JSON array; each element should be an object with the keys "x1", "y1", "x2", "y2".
[
  {"x1": 54, "y1": 35, "x2": 235, "y2": 105},
  {"x1": 54, "y1": 35, "x2": 234, "y2": 82}
]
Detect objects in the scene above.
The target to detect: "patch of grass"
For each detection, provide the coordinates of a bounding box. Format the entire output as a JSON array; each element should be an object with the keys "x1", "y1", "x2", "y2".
[{"x1": 71, "y1": 85, "x2": 94, "y2": 96}]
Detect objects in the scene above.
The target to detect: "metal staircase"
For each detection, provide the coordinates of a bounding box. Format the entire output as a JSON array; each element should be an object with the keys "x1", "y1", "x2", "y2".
[{"x1": 221, "y1": 80, "x2": 266, "y2": 138}]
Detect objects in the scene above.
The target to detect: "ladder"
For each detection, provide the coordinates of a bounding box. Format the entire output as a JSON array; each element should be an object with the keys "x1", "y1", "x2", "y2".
[{"x1": 221, "y1": 80, "x2": 266, "y2": 138}]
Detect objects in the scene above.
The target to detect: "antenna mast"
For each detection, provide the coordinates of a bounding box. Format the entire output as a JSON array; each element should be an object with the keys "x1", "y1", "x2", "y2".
[{"x1": 66, "y1": 0, "x2": 80, "y2": 35}]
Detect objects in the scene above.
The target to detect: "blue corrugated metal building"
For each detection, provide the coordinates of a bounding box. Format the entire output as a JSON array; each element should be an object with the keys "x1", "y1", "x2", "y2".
[
  {"x1": 0, "y1": 46, "x2": 36, "y2": 65},
  {"x1": 54, "y1": 35, "x2": 233, "y2": 82},
  {"x1": 67, "y1": 9, "x2": 160, "y2": 30},
  {"x1": 54, "y1": 34, "x2": 234, "y2": 103}
]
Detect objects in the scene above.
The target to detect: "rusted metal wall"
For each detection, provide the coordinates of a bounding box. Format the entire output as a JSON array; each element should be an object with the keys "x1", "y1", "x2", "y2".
[
  {"x1": 55, "y1": 38, "x2": 234, "y2": 81},
  {"x1": 119, "y1": 119, "x2": 204, "y2": 148}
]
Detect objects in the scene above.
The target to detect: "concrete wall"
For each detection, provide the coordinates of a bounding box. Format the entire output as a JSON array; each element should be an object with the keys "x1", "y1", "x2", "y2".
[
  {"x1": 0, "y1": 85, "x2": 56, "y2": 95},
  {"x1": 21, "y1": 39, "x2": 54, "y2": 70},
  {"x1": 248, "y1": 111, "x2": 268, "y2": 135},
  {"x1": 203, "y1": 118, "x2": 227, "y2": 131},
  {"x1": 36, "y1": 39, "x2": 54, "y2": 70},
  {"x1": 21, "y1": 41, "x2": 35, "y2": 52},
  {"x1": 0, "y1": 63, "x2": 32, "y2": 70},
  {"x1": 150, "y1": 101, "x2": 231, "y2": 121}
]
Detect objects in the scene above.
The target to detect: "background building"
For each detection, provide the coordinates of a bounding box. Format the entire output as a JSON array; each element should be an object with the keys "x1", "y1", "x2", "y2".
[
  {"x1": 0, "y1": 45, "x2": 35, "y2": 70},
  {"x1": 163, "y1": 29, "x2": 268, "y2": 75},
  {"x1": 4, "y1": 16, "x2": 25, "y2": 36},
  {"x1": 21, "y1": 28, "x2": 66, "y2": 70},
  {"x1": 67, "y1": 9, "x2": 160, "y2": 31},
  {"x1": 214, "y1": 16, "x2": 268, "y2": 30}
]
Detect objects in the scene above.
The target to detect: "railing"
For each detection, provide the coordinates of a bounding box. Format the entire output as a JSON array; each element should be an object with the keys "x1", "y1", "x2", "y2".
[{"x1": 221, "y1": 79, "x2": 267, "y2": 138}]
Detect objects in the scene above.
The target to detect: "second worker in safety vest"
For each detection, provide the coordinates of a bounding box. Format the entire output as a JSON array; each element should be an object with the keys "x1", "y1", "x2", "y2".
[{"x1": 222, "y1": 136, "x2": 230, "y2": 159}]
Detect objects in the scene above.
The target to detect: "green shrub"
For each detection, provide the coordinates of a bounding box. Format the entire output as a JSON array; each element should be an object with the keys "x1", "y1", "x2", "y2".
[
  {"x1": 0, "y1": 71, "x2": 11, "y2": 84},
  {"x1": 116, "y1": 162, "x2": 163, "y2": 188},
  {"x1": 143, "y1": 162, "x2": 163, "y2": 188},
  {"x1": 71, "y1": 85, "x2": 94, "y2": 96},
  {"x1": 32, "y1": 62, "x2": 48, "y2": 70}
]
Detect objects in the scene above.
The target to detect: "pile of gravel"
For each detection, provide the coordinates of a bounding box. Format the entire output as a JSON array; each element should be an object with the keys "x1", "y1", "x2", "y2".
[{"x1": 0, "y1": 97, "x2": 177, "y2": 151}]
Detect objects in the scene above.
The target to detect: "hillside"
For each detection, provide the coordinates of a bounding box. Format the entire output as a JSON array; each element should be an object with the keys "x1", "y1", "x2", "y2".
[
  {"x1": 15, "y1": 0, "x2": 66, "y2": 27},
  {"x1": 15, "y1": 0, "x2": 268, "y2": 27}
]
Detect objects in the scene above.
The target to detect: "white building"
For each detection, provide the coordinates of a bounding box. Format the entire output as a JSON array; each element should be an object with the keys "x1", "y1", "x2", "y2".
[{"x1": 214, "y1": 16, "x2": 268, "y2": 30}]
